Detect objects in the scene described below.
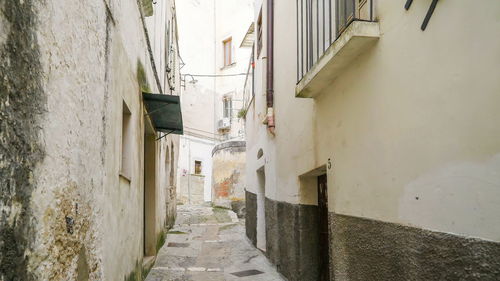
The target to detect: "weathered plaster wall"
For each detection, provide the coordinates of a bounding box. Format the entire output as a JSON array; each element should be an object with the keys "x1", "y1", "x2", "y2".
[
  {"x1": 0, "y1": 0, "x2": 45, "y2": 279},
  {"x1": 212, "y1": 141, "x2": 246, "y2": 207},
  {"x1": 179, "y1": 174, "x2": 205, "y2": 205},
  {"x1": 0, "y1": 0, "x2": 180, "y2": 280}
]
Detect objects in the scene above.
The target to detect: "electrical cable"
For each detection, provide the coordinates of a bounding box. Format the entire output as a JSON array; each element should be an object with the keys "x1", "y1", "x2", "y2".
[{"x1": 182, "y1": 73, "x2": 247, "y2": 77}]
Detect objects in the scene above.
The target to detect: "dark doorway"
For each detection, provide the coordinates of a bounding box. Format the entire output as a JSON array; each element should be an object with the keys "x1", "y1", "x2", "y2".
[
  {"x1": 256, "y1": 167, "x2": 266, "y2": 251},
  {"x1": 144, "y1": 133, "x2": 156, "y2": 257},
  {"x1": 318, "y1": 174, "x2": 330, "y2": 281}
]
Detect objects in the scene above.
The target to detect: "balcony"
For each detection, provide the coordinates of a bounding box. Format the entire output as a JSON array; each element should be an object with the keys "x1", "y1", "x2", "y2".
[{"x1": 295, "y1": 0, "x2": 380, "y2": 98}]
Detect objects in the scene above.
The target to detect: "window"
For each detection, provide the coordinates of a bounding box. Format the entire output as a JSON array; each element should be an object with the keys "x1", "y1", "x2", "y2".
[
  {"x1": 223, "y1": 97, "x2": 232, "y2": 119},
  {"x1": 257, "y1": 9, "x2": 263, "y2": 57},
  {"x1": 121, "y1": 101, "x2": 132, "y2": 179},
  {"x1": 223, "y1": 37, "x2": 232, "y2": 67},
  {"x1": 194, "y1": 160, "x2": 202, "y2": 175}
]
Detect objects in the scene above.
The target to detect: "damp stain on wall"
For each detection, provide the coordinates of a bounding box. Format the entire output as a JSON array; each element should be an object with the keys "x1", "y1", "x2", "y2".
[
  {"x1": 137, "y1": 60, "x2": 151, "y2": 93},
  {"x1": 0, "y1": 0, "x2": 46, "y2": 280},
  {"x1": 35, "y1": 183, "x2": 100, "y2": 280}
]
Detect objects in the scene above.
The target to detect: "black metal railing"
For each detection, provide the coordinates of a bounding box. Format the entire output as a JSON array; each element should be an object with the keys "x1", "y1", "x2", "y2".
[{"x1": 296, "y1": 0, "x2": 374, "y2": 82}]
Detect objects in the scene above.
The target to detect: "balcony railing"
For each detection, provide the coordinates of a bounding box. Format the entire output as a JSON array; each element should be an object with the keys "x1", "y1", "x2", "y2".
[{"x1": 296, "y1": 0, "x2": 374, "y2": 82}]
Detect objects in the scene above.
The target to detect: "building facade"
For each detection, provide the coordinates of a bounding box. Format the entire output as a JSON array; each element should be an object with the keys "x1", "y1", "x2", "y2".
[
  {"x1": 176, "y1": 0, "x2": 253, "y2": 207},
  {"x1": 211, "y1": 0, "x2": 253, "y2": 209},
  {"x1": 244, "y1": 0, "x2": 500, "y2": 280},
  {"x1": 176, "y1": 0, "x2": 217, "y2": 205},
  {"x1": 0, "y1": 0, "x2": 181, "y2": 280}
]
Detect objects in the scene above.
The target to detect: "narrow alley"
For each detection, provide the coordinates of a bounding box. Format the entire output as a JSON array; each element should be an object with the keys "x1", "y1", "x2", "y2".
[
  {"x1": 1, "y1": 0, "x2": 500, "y2": 280},
  {"x1": 146, "y1": 205, "x2": 284, "y2": 281}
]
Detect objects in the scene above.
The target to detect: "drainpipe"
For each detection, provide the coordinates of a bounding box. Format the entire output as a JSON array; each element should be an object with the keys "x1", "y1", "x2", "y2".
[{"x1": 266, "y1": 0, "x2": 275, "y2": 135}]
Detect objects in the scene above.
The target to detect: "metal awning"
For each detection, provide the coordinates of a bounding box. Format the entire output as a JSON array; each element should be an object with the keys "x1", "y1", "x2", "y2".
[
  {"x1": 143, "y1": 93, "x2": 183, "y2": 135},
  {"x1": 240, "y1": 22, "x2": 255, "y2": 48}
]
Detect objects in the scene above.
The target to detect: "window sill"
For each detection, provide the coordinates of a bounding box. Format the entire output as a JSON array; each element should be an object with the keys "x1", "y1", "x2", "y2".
[
  {"x1": 295, "y1": 21, "x2": 380, "y2": 98},
  {"x1": 220, "y1": 62, "x2": 237, "y2": 70}
]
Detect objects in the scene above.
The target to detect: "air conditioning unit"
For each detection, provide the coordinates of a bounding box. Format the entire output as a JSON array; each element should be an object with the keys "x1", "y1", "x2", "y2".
[{"x1": 217, "y1": 118, "x2": 231, "y2": 131}]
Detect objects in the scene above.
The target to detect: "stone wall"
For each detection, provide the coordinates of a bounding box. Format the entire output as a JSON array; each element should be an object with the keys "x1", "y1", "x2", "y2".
[{"x1": 245, "y1": 193, "x2": 320, "y2": 281}]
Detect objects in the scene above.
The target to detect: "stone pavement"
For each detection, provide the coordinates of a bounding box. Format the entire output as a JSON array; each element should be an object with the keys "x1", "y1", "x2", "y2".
[{"x1": 145, "y1": 205, "x2": 285, "y2": 281}]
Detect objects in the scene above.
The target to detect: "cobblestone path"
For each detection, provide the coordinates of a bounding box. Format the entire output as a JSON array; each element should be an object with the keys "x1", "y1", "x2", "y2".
[{"x1": 145, "y1": 205, "x2": 285, "y2": 281}]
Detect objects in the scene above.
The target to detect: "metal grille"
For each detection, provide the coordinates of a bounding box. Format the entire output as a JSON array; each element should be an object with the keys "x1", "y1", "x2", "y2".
[{"x1": 296, "y1": 0, "x2": 374, "y2": 82}]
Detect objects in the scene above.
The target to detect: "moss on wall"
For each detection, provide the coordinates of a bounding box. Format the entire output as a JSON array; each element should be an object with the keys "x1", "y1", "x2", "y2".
[
  {"x1": 156, "y1": 230, "x2": 166, "y2": 253},
  {"x1": 136, "y1": 60, "x2": 151, "y2": 93},
  {"x1": 124, "y1": 258, "x2": 157, "y2": 281},
  {"x1": 124, "y1": 261, "x2": 143, "y2": 281},
  {"x1": 0, "y1": 0, "x2": 45, "y2": 280}
]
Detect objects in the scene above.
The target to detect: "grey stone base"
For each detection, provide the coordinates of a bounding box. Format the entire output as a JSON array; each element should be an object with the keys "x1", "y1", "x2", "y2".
[
  {"x1": 264, "y1": 198, "x2": 320, "y2": 281},
  {"x1": 245, "y1": 191, "x2": 257, "y2": 246},
  {"x1": 231, "y1": 200, "x2": 246, "y2": 218},
  {"x1": 247, "y1": 195, "x2": 500, "y2": 280},
  {"x1": 329, "y1": 213, "x2": 500, "y2": 281}
]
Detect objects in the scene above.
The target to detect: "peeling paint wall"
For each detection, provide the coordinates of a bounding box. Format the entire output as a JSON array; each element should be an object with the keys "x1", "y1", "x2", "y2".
[
  {"x1": 212, "y1": 141, "x2": 246, "y2": 209},
  {"x1": 0, "y1": 0, "x2": 180, "y2": 280}
]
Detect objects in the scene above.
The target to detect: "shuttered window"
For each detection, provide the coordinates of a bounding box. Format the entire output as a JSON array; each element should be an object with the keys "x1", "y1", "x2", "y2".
[{"x1": 223, "y1": 37, "x2": 232, "y2": 66}]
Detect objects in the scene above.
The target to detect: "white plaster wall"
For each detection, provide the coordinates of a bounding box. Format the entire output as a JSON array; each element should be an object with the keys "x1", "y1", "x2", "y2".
[
  {"x1": 245, "y1": 0, "x2": 307, "y2": 203},
  {"x1": 214, "y1": 0, "x2": 254, "y2": 141},
  {"x1": 176, "y1": 0, "x2": 216, "y2": 136},
  {"x1": 246, "y1": 0, "x2": 500, "y2": 244},
  {"x1": 177, "y1": 135, "x2": 214, "y2": 203},
  {"x1": 176, "y1": 0, "x2": 217, "y2": 204},
  {"x1": 315, "y1": 0, "x2": 500, "y2": 242},
  {"x1": 177, "y1": 0, "x2": 253, "y2": 141}
]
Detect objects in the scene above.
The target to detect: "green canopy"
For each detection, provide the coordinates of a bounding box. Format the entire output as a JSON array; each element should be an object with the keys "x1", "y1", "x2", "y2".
[{"x1": 143, "y1": 93, "x2": 183, "y2": 135}]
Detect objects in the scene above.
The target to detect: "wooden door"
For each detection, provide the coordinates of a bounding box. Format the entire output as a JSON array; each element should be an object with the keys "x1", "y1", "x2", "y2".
[{"x1": 318, "y1": 174, "x2": 330, "y2": 281}]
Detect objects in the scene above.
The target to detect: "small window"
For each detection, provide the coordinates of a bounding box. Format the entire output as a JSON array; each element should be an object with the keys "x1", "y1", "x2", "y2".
[
  {"x1": 121, "y1": 101, "x2": 132, "y2": 179},
  {"x1": 223, "y1": 37, "x2": 233, "y2": 67},
  {"x1": 223, "y1": 97, "x2": 232, "y2": 118},
  {"x1": 257, "y1": 9, "x2": 263, "y2": 57},
  {"x1": 194, "y1": 160, "x2": 202, "y2": 175}
]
